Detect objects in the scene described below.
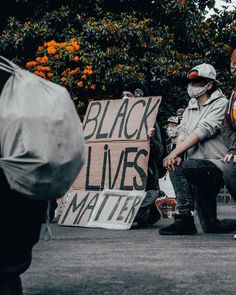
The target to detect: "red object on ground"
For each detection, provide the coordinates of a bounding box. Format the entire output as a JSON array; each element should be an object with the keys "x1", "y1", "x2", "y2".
[{"x1": 155, "y1": 197, "x2": 176, "y2": 218}]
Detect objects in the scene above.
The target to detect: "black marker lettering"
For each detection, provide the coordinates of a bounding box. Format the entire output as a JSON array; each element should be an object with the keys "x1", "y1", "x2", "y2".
[
  {"x1": 84, "y1": 102, "x2": 101, "y2": 140},
  {"x1": 109, "y1": 99, "x2": 128, "y2": 138},
  {"x1": 137, "y1": 97, "x2": 160, "y2": 139},
  {"x1": 86, "y1": 146, "x2": 100, "y2": 190},
  {"x1": 133, "y1": 149, "x2": 148, "y2": 190},
  {"x1": 124, "y1": 100, "x2": 146, "y2": 139},
  {"x1": 96, "y1": 101, "x2": 110, "y2": 139}
]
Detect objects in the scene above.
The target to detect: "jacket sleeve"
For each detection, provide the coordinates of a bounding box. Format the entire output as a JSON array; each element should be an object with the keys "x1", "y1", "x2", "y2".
[
  {"x1": 177, "y1": 109, "x2": 188, "y2": 141},
  {"x1": 150, "y1": 122, "x2": 164, "y2": 162},
  {"x1": 222, "y1": 110, "x2": 236, "y2": 154},
  {"x1": 193, "y1": 98, "x2": 228, "y2": 141}
]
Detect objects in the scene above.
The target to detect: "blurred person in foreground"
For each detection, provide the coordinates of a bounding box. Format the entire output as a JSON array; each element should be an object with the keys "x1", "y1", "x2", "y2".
[{"x1": 0, "y1": 59, "x2": 47, "y2": 295}]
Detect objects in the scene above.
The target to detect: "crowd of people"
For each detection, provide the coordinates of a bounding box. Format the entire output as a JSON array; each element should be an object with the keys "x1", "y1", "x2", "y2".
[{"x1": 1, "y1": 50, "x2": 236, "y2": 294}]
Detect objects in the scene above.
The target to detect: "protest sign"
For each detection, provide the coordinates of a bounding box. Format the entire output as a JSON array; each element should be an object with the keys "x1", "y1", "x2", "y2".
[
  {"x1": 59, "y1": 190, "x2": 146, "y2": 229},
  {"x1": 59, "y1": 96, "x2": 162, "y2": 229}
]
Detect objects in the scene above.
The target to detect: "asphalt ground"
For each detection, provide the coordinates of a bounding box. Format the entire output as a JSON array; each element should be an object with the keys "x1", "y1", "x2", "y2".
[{"x1": 22, "y1": 203, "x2": 236, "y2": 295}]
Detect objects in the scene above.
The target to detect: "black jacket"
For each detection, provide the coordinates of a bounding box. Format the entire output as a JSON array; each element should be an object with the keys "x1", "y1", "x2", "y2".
[{"x1": 146, "y1": 122, "x2": 166, "y2": 190}]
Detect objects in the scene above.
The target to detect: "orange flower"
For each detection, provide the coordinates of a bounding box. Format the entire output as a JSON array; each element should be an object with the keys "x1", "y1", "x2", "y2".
[
  {"x1": 69, "y1": 68, "x2": 80, "y2": 76},
  {"x1": 42, "y1": 56, "x2": 49, "y2": 63},
  {"x1": 66, "y1": 45, "x2": 74, "y2": 52},
  {"x1": 70, "y1": 38, "x2": 80, "y2": 50},
  {"x1": 62, "y1": 68, "x2": 71, "y2": 75},
  {"x1": 26, "y1": 61, "x2": 37, "y2": 68},
  {"x1": 47, "y1": 46, "x2": 57, "y2": 55},
  {"x1": 44, "y1": 40, "x2": 57, "y2": 47},
  {"x1": 55, "y1": 54, "x2": 61, "y2": 59},
  {"x1": 61, "y1": 77, "x2": 67, "y2": 82},
  {"x1": 73, "y1": 56, "x2": 80, "y2": 62},
  {"x1": 57, "y1": 42, "x2": 67, "y2": 47},
  {"x1": 36, "y1": 66, "x2": 51, "y2": 71},
  {"x1": 77, "y1": 81, "x2": 83, "y2": 87},
  {"x1": 47, "y1": 73, "x2": 54, "y2": 78},
  {"x1": 90, "y1": 84, "x2": 96, "y2": 90},
  {"x1": 83, "y1": 66, "x2": 93, "y2": 75},
  {"x1": 34, "y1": 71, "x2": 45, "y2": 78},
  {"x1": 36, "y1": 65, "x2": 44, "y2": 71},
  {"x1": 36, "y1": 56, "x2": 48, "y2": 64},
  {"x1": 82, "y1": 74, "x2": 87, "y2": 80}
]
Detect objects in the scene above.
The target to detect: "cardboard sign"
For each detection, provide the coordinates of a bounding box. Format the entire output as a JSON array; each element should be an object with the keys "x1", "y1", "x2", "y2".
[
  {"x1": 83, "y1": 97, "x2": 161, "y2": 141},
  {"x1": 58, "y1": 190, "x2": 145, "y2": 229},
  {"x1": 72, "y1": 141, "x2": 149, "y2": 191},
  {"x1": 59, "y1": 96, "x2": 162, "y2": 229},
  {"x1": 59, "y1": 191, "x2": 99, "y2": 227}
]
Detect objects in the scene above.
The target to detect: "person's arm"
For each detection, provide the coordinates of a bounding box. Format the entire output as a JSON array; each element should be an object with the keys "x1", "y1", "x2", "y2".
[
  {"x1": 164, "y1": 96, "x2": 228, "y2": 170},
  {"x1": 163, "y1": 132, "x2": 199, "y2": 170},
  {"x1": 192, "y1": 97, "x2": 228, "y2": 141},
  {"x1": 168, "y1": 132, "x2": 200, "y2": 159}
]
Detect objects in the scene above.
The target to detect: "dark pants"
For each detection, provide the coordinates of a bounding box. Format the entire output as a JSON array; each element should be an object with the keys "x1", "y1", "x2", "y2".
[
  {"x1": 0, "y1": 169, "x2": 47, "y2": 278},
  {"x1": 170, "y1": 159, "x2": 224, "y2": 232},
  {"x1": 223, "y1": 161, "x2": 236, "y2": 201}
]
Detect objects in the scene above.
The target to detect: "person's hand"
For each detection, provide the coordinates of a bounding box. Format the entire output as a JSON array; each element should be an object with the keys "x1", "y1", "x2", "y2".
[
  {"x1": 163, "y1": 152, "x2": 182, "y2": 171},
  {"x1": 147, "y1": 127, "x2": 155, "y2": 139},
  {"x1": 175, "y1": 156, "x2": 182, "y2": 166},
  {"x1": 223, "y1": 153, "x2": 236, "y2": 162},
  {"x1": 164, "y1": 157, "x2": 182, "y2": 171}
]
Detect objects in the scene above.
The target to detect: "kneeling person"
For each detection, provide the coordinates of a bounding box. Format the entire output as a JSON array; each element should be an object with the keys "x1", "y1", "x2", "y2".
[{"x1": 159, "y1": 63, "x2": 236, "y2": 235}]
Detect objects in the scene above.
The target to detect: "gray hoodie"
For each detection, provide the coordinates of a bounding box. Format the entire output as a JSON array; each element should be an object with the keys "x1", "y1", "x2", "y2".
[{"x1": 178, "y1": 89, "x2": 228, "y2": 171}]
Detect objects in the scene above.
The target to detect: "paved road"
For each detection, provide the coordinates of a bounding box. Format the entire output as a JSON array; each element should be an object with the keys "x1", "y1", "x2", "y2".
[{"x1": 22, "y1": 203, "x2": 236, "y2": 295}]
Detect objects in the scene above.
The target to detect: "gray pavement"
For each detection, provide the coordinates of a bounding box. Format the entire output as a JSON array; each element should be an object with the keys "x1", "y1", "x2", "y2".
[{"x1": 22, "y1": 203, "x2": 236, "y2": 295}]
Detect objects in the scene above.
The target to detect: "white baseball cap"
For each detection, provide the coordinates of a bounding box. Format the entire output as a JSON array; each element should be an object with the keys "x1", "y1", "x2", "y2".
[
  {"x1": 167, "y1": 116, "x2": 179, "y2": 125},
  {"x1": 187, "y1": 63, "x2": 222, "y2": 85}
]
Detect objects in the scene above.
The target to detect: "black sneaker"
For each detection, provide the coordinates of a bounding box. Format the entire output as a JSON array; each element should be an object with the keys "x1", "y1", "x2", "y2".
[{"x1": 159, "y1": 214, "x2": 197, "y2": 235}]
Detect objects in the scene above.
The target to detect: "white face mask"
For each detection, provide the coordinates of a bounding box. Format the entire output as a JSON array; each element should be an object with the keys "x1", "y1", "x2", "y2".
[
  {"x1": 167, "y1": 127, "x2": 178, "y2": 138},
  {"x1": 187, "y1": 83, "x2": 211, "y2": 99}
]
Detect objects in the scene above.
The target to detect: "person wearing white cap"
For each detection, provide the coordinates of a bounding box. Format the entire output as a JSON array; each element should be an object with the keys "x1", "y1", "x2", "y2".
[
  {"x1": 166, "y1": 116, "x2": 179, "y2": 154},
  {"x1": 176, "y1": 108, "x2": 185, "y2": 121},
  {"x1": 159, "y1": 63, "x2": 236, "y2": 235}
]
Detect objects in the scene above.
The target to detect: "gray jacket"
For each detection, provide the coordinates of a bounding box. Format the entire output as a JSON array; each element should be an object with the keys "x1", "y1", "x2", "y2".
[{"x1": 178, "y1": 89, "x2": 228, "y2": 170}]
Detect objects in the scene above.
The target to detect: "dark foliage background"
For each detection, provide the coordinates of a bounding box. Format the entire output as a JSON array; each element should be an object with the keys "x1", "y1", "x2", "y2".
[{"x1": 0, "y1": 0, "x2": 236, "y2": 123}]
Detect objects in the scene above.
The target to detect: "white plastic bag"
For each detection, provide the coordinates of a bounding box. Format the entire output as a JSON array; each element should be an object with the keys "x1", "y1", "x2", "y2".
[{"x1": 0, "y1": 56, "x2": 85, "y2": 200}]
